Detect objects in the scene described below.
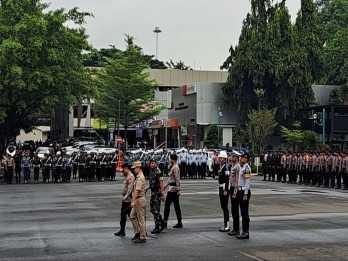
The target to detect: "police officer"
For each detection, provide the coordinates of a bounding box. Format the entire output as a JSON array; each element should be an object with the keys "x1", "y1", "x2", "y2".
[
  {"x1": 114, "y1": 164, "x2": 134, "y2": 237},
  {"x1": 217, "y1": 150, "x2": 230, "y2": 232},
  {"x1": 78, "y1": 153, "x2": 85, "y2": 182},
  {"x1": 130, "y1": 161, "x2": 147, "y2": 243},
  {"x1": 90, "y1": 153, "x2": 97, "y2": 181},
  {"x1": 6, "y1": 154, "x2": 15, "y2": 184},
  {"x1": 22, "y1": 152, "x2": 31, "y2": 184},
  {"x1": 228, "y1": 153, "x2": 241, "y2": 236},
  {"x1": 65, "y1": 154, "x2": 73, "y2": 182},
  {"x1": 55, "y1": 151, "x2": 63, "y2": 183},
  {"x1": 149, "y1": 159, "x2": 165, "y2": 234},
  {"x1": 32, "y1": 154, "x2": 41, "y2": 184},
  {"x1": 179, "y1": 149, "x2": 188, "y2": 179},
  {"x1": 72, "y1": 152, "x2": 78, "y2": 179},
  {"x1": 163, "y1": 154, "x2": 183, "y2": 229},
  {"x1": 43, "y1": 153, "x2": 52, "y2": 183},
  {"x1": 235, "y1": 153, "x2": 252, "y2": 240}
]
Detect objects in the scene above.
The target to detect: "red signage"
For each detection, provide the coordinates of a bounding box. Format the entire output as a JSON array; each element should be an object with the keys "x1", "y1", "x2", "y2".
[{"x1": 117, "y1": 136, "x2": 123, "y2": 143}]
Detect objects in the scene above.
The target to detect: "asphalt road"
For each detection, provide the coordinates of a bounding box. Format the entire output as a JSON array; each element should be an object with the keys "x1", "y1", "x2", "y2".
[{"x1": 1, "y1": 175, "x2": 348, "y2": 261}]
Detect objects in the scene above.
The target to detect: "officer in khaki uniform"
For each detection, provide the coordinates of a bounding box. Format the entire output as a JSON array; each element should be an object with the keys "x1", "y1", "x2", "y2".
[{"x1": 130, "y1": 161, "x2": 147, "y2": 243}]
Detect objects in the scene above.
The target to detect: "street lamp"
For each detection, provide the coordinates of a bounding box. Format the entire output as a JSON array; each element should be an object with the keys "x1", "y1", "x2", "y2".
[
  {"x1": 218, "y1": 108, "x2": 222, "y2": 148},
  {"x1": 153, "y1": 26, "x2": 161, "y2": 59},
  {"x1": 313, "y1": 108, "x2": 326, "y2": 144}
]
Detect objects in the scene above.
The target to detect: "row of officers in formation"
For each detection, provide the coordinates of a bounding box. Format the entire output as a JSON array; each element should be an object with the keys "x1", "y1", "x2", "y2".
[
  {"x1": 0, "y1": 151, "x2": 119, "y2": 184},
  {"x1": 261, "y1": 151, "x2": 348, "y2": 190},
  {"x1": 0, "y1": 148, "x2": 213, "y2": 184}
]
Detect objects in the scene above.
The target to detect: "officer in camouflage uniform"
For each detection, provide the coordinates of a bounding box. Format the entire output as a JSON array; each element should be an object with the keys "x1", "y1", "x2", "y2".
[{"x1": 149, "y1": 159, "x2": 165, "y2": 234}]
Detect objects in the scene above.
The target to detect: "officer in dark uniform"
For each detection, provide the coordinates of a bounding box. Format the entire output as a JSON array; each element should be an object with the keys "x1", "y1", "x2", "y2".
[
  {"x1": 65, "y1": 155, "x2": 72, "y2": 182},
  {"x1": 72, "y1": 152, "x2": 78, "y2": 179},
  {"x1": 43, "y1": 153, "x2": 52, "y2": 183},
  {"x1": 96, "y1": 153, "x2": 101, "y2": 181},
  {"x1": 55, "y1": 151, "x2": 63, "y2": 183},
  {"x1": 217, "y1": 150, "x2": 230, "y2": 232},
  {"x1": 111, "y1": 152, "x2": 117, "y2": 181},
  {"x1": 78, "y1": 153, "x2": 85, "y2": 182},
  {"x1": 32, "y1": 154, "x2": 41, "y2": 184},
  {"x1": 149, "y1": 159, "x2": 165, "y2": 234},
  {"x1": 100, "y1": 153, "x2": 107, "y2": 181},
  {"x1": 228, "y1": 153, "x2": 241, "y2": 236},
  {"x1": 85, "y1": 154, "x2": 91, "y2": 181},
  {"x1": 90, "y1": 152, "x2": 97, "y2": 181}
]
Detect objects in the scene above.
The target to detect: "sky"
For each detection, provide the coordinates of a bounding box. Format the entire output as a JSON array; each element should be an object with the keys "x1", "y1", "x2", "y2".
[{"x1": 46, "y1": 0, "x2": 302, "y2": 71}]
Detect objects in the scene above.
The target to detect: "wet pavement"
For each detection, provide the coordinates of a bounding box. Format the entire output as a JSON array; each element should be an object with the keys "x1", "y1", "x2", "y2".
[{"x1": 1, "y1": 175, "x2": 348, "y2": 261}]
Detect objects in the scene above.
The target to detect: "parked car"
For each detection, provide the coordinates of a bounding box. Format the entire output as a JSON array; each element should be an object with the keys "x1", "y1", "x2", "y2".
[{"x1": 35, "y1": 147, "x2": 54, "y2": 159}]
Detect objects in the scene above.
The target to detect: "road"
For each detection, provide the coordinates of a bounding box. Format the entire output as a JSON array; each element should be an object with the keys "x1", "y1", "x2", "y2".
[{"x1": 1, "y1": 175, "x2": 348, "y2": 261}]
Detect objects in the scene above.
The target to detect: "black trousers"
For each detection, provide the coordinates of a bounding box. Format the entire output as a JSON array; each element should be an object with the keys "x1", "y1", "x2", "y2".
[
  {"x1": 230, "y1": 187, "x2": 239, "y2": 232},
  {"x1": 164, "y1": 191, "x2": 182, "y2": 223},
  {"x1": 213, "y1": 164, "x2": 219, "y2": 179},
  {"x1": 219, "y1": 190, "x2": 229, "y2": 226},
  {"x1": 119, "y1": 201, "x2": 131, "y2": 231},
  {"x1": 34, "y1": 167, "x2": 40, "y2": 182},
  {"x1": 180, "y1": 162, "x2": 187, "y2": 178},
  {"x1": 201, "y1": 163, "x2": 207, "y2": 178},
  {"x1": 237, "y1": 189, "x2": 251, "y2": 233}
]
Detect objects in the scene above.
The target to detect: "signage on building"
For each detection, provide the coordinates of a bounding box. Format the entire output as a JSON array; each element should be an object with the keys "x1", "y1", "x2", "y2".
[
  {"x1": 182, "y1": 82, "x2": 196, "y2": 96},
  {"x1": 181, "y1": 126, "x2": 187, "y2": 136}
]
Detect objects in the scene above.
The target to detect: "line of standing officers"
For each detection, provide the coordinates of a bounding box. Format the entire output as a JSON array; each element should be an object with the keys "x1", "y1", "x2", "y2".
[
  {"x1": 217, "y1": 150, "x2": 251, "y2": 240},
  {"x1": 261, "y1": 151, "x2": 348, "y2": 190}
]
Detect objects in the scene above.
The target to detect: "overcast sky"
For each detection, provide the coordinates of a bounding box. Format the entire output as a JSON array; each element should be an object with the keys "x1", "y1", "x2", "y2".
[{"x1": 46, "y1": 0, "x2": 302, "y2": 70}]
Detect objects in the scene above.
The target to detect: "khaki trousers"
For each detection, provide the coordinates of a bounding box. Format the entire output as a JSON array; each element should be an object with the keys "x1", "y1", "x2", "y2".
[{"x1": 130, "y1": 197, "x2": 146, "y2": 239}]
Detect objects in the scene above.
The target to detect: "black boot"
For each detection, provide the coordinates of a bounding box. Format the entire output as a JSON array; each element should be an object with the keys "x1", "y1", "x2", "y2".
[
  {"x1": 151, "y1": 226, "x2": 161, "y2": 234},
  {"x1": 114, "y1": 229, "x2": 125, "y2": 236},
  {"x1": 173, "y1": 221, "x2": 183, "y2": 228},
  {"x1": 131, "y1": 233, "x2": 140, "y2": 241},
  {"x1": 236, "y1": 232, "x2": 249, "y2": 239},
  {"x1": 162, "y1": 220, "x2": 167, "y2": 230}
]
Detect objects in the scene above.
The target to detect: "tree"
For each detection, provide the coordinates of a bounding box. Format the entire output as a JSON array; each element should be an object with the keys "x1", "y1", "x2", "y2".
[
  {"x1": 166, "y1": 59, "x2": 192, "y2": 70},
  {"x1": 222, "y1": 0, "x2": 323, "y2": 124},
  {"x1": 0, "y1": 0, "x2": 92, "y2": 155},
  {"x1": 246, "y1": 108, "x2": 278, "y2": 156},
  {"x1": 232, "y1": 125, "x2": 247, "y2": 149},
  {"x1": 93, "y1": 35, "x2": 164, "y2": 148},
  {"x1": 281, "y1": 121, "x2": 321, "y2": 151},
  {"x1": 203, "y1": 124, "x2": 221, "y2": 149}
]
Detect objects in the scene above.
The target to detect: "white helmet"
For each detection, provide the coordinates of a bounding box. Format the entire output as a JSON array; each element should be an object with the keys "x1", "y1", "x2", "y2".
[
  {"x1": 56, "y1": 151, "x2": 61, "y2": 156},
  {"x1": 218, "y1": 150, "x2": 228, "y2": 159}
]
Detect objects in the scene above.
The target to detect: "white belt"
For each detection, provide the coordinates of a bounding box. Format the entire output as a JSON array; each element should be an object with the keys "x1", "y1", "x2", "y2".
[
  {"x1": 238, "y1": 187, "x2": 246, "y2": 191},
  {"x1": 219, "y1": 184, "x2": 224, "y2": 187}
]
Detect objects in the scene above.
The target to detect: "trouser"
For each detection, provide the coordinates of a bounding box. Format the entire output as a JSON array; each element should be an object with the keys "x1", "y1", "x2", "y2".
[
  {"x1": 164, "y1": 191, "x2": 182, "y2": 223},
  {"x1": 201, "y1": 163, "x2": 207, "y2": 178},
  {"x1": 7, "y1": 166, "x2": 14, "y2": 184},
  {"x1": 276, "y1": 166, "x2": 281, "y2": 181},
  {"x1": 329, "y1": 170, "x2": 336, "y2": 187},
  {"x1": 34, "y1": 167, "x2": 40, "y2": 182},
  {"x1": 262, "y1": 165, "x2": 267, "y2": 180},
  {"x1": 335, "y1": 171, "x2": 342, "y2": 188},
  {"x1": 111, "y1": 163, "x2": 117, "y2": 180},
  {"x1": 237, "y1": 189, "x2": 251, "y2": 233},
  {"x1": 150, "y1": 191, "x2": 164, "y2": 228},
  {"x1": 100, "y1": 164, "x2": 106, "y2": 180},
  {"x1": 219, "y1": 190, "x2": 229, "y2": 227},
  {"x1": 130, "y1": 197, "x2": 146, "y2": 239},
  {"x1": 119, "y1": 201, "x2": 131, "y2": 231},
  {"x1": 43, "y1": 167, "x2": 50, "y2": 182},
  {"x1": 197, "y1": 164, "x2": 202, "y2": 179},
  {"x1": 342, "y1": 172, "x2": 348, "y2": 188},
  {"x1": 23, "y1": 166, "x2": 30, "y2": 182},
  {"x1": 73, "y1": 164, "x2": 78, "y2": 178},
  {"x1": 191, "y1": 163, "x2": 197, "y2": 179},
  {"x1": 281, "y1": 167, "x2": 287, "y2": 182},
  {"x1": 213, "y1": 164, "x2": 219, "y2": 179},
  {"x1": 78, "y1": 165, "x2": 85, "y2": 181},
  {"x1": 230, "y1": 187, "x2": 240, "y2": 232},
  {"x1": 180, "y1": 162, "x2": 187, "y2": 178},
  {"x1": 267, "y1": 166, "x2": 272, "y2": 180},
  {"x1": 66, "y1": 166, "x2": 72, "y2": 181},
  {"x1": 15, "y1": 167, "x2": 21, "y2": 184},
  {"x1": 90, "y1": 165, "x2": 96, "y2": 180},
  {"x1": 55, "y1": 167, "x2": 62, "y2": 182},
  {"x1": 271, "y1": 167, "x2": 276, "y2": 181},
  {"x1": 323, "y1": 168, "x2": 330, "y2": 187}
]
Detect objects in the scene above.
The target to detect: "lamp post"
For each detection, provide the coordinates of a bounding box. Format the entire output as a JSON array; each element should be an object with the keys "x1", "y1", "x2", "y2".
[
  {"x1": 218, "y1": 108, "x2": 222, "y2": 148},
  {"x1": 313, "y1": 108, "x2": 326, "y2": 144},
  {"x1": 153, "y1": 26, "x2": 161, "y2": 59}
]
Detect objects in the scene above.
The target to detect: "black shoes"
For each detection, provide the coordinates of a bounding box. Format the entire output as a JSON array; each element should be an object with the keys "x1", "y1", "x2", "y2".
[
  {"x1": 236, "y1": 232, "x2": 249, "y2": 239},
  {"x1": 173, "y1": 223, "x2": 183, "y2": 228},
  {"x1": 131, "y1": 233, "x2": 140, "y2": 241},
  {"x1": 162, "y1": 221, "x2": 167, "y2": 230},
  {"x1": 114, "y1": 230, "x2": 125, "y2": 237},
  {"x1": 228, "y1": 230, "x2": 240, "y2": 236},
  {"x1": 134, "y1": 238, "x2": 146, "y2": 243},
  {"x1": 151, "y1": 227, "x2": 161, "y2": 234}
]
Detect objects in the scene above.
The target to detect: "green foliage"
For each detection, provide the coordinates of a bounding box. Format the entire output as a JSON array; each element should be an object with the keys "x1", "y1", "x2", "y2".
[
  {"x1": 166, "y1": 59, "x2": 192, "y2": 70},
  {"x1": 222, "y1": 0, "x2": 324, "y2": 123},
  {"x1": 203, "y1": 125, "x2": 221, "y2": 149},
  {"x1": 281, "y1": 121, "x2": 321, "y2": 151},
  {"x1": 233, "y1": 125, "x2": 247, "y2": 148},
  {"x1": 246, "y1": 107, "x2": 278, "y2": 155},
  {"x1": 93, "y1": 35, "x2": 164, "y2": 147},
  {"x1": 0, "y1": 0, "x2": 92, "y2": 153}
]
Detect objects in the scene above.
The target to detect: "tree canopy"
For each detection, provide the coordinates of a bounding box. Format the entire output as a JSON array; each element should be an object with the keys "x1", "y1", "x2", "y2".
[
  {"x1": 93, "y1": 35, "x2": 164, "y2": 148},
  {"x1": 0, "y1": 0, "x2": 92, "y2": 154},
  {"x1": 222, "y1": 0, "x2": 324, "y2": 124}
]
